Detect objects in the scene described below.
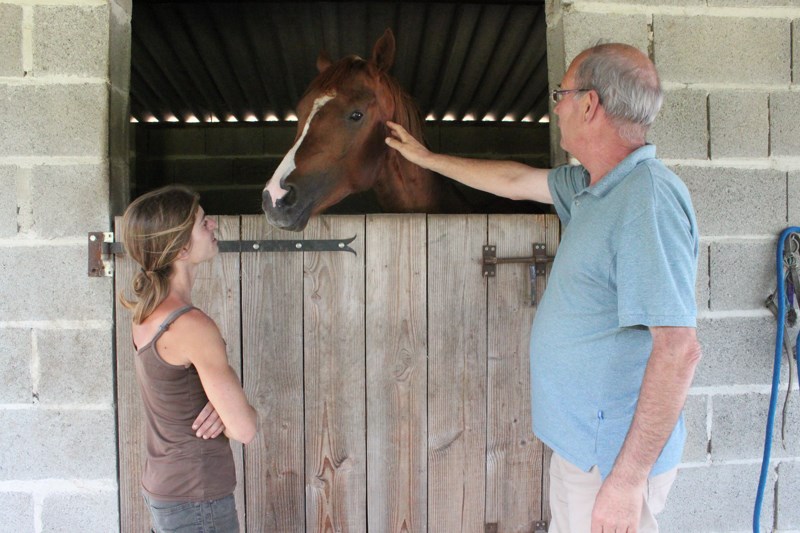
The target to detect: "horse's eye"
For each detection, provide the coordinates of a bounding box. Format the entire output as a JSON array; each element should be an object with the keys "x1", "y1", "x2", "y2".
[{"x1": 349, "y1": 111, "x2": 364, "y2": 122}]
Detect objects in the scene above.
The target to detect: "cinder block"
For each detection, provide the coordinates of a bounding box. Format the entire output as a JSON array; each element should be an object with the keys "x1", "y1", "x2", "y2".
[
  {"x1": 709, "y1": 91, "x2": 769, "y2": 158},
  {"x1": 109, "y1": 2, "x2": 131, "y2": 91},
  {"x1": 206, "y1": 127, "x2": 264, "y2": 156},
  {"x1": 777, "y1": 461, "x2": 800, "y2": 529},
  {"x1": 0, "y1": 166, "x2": 17, "y2": 237},
  {"x1": 41, "y1": 492, "x2": 118, "y2": 533},
  {"x1": 582, "y1": 0, "x2": 704, "y2": 3},
  {"x1": 708, "y1": 240, "x2": 775, "y2": 311},
  {"x1": 562, "y1": 12, "x2": 649, "y2": 66},
  {"x1": 30, "y1": 165, "x2": 109, "y2": 239},
  {"x1": 0, "y1": 84, "x2": 108, "y2": 157},
  {"x1": 0, "y1": 492, "x2": 34, "y2": 533},
  {"x1": 33, "y1": 5, "x2": 109, "y2": 77},
  {"x1": 696, "y1": 243, "x2": 709, "y2": 312},
  {"x1": 0, "y1": 5, "x2": 23, "y2": 76},
  {"x1": 788, "y1": 171, "x2": 800, "y2": 224},
  {"x1": 712, "y1": 0, "x2": 800, "y2": 5},
  {"x1": 110, "y1": 158, "x2": 131, "y2": 217},
  {"x1": 112, "y1": 0, "x2": 132, "y2": 16},
  {"x1": 37, "y1": 329, "x2": 113, "y2": 404},
  {"x1": 658, "y1": 463, "x2": 774, "y2": 531},
  {"x1": 676, "y1": 166, "x2": 786, "y2": 236},
  {"x1": 694, "y1": 316, "x2": 778, "y2": 387},
  {"x1": 0, "y1": 329, "x2": 32, "y2": 403},
  {"x1": 0, "y1": 409, "x2": 115, "y2": 479},
  {"x1": 110, "y1": 87, "x2": 130, "y2": 163},
  {"x1": 770, "y1": 92, "x2": 800, "y2": 156},
  {"x1": 648, "y1": 89, "x2": 707, "y2": 160},
  {"x1": 712, "y1": 392, "x2": 800, "y2": 460},
  {"x1": 654, "y1": 16, "x2": 790, "y2": 84},
  {"x1": 682, "y1": 394, "x2": 708, "y2": 463},
  {"x1": 0, "y1": 246, "x2": 111, "y2": 321}
]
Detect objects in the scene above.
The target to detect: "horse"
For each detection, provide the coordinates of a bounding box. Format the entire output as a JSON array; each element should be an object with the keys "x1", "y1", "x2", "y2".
[{"x1": 261, "y1": 29, "x2": 535, "y2": 231}]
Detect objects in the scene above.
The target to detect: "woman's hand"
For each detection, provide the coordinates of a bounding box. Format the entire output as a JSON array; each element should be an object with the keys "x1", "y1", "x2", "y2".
[{"x1": 192, "y1": 401, "x2": 226, "y2": 439}]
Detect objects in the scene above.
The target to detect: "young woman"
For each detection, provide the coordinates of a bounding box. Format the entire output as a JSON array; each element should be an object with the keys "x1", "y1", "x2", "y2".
[{"x1": 119, "y1": 185, "x2": 257, "y2": 533}]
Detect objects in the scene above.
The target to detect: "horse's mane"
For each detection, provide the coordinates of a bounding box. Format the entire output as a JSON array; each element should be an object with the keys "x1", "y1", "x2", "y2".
[{"x1": 307, "y1": 56, "x2": 427, "y2": 147}]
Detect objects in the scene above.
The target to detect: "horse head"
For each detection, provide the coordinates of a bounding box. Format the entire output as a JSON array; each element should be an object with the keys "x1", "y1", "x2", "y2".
[{"x1": 263, "y1": 29, "x2": 413, "y2": 231}]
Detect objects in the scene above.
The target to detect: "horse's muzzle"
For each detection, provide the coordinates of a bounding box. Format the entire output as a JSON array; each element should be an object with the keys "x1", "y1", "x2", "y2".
[{"x1": 262, "y1": 188, "x2": 311, "y2": 232}]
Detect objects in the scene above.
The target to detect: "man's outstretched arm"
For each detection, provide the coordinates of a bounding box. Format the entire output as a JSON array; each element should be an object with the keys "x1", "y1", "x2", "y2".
[{"x1": 385, "y1": 121, "x2": 553, "y2": 204}]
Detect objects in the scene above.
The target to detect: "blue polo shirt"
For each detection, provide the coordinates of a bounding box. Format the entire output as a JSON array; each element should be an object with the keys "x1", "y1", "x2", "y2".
[{"x1": 530, "y1": 144, "x2": 698, "y2": 479}]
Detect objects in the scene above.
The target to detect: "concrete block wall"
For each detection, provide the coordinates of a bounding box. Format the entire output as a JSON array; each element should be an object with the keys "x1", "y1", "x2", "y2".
[
  {"x1": 0, "y1": 0, "x2": 128, "y2": 531},
  {"x1": 548, "y1": 1, "x2": 800, "y2": 531}
]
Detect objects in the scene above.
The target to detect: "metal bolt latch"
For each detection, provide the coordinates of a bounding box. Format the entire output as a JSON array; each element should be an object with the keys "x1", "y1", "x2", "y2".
[{"x1": 481, "y1": 243, "x2": 554, "y2": 306}]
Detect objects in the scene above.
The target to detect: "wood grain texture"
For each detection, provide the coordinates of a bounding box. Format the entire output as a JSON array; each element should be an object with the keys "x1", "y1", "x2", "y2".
[
  {"x1": 242, "y1": 215, "x2": 306, "y2": 532},
  {"x1": 303, "y1": 215, "x2": 367, "y2": 532},
  {"x1": 427, "y1": 214, "x2": 488, "y2": 533},
  {"x1": 485, "y1": 214, "x2": 558, "y2": 532},
  {"x1": 114, "y1": 213, "x2": 554, "y2": 531},
  {"x1": 114, "y1": 216, "x2": 149, "y2": 533},
  {"x1": 366, "y1": 214, "x2": 428, "y2": 533}
]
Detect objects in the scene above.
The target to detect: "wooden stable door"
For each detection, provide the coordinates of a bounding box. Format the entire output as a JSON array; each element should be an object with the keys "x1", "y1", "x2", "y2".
[{"x1": 114, "y1": 214, "x2": 559, "y2": 533}]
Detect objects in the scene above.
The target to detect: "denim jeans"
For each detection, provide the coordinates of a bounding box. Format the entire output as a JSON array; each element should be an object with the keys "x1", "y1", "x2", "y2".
[{"x1": 143, "y1": 493, "x2": 240, "y2": 533}]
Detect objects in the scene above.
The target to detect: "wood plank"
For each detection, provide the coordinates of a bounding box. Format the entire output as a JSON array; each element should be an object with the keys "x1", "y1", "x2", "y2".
[
  {"x1": 114, "y1": 216, "x2": 149, "y2": 533},
  {"x1": 366, "y1": 214, "x2": 428, "y2": 533},
  {"x1": 485, "y1": 214, "x2": 559, "y2": 532},
  {"x1": 427, "y1": 214, "x2": 488, "y2": 533},
  {"x1": 303, "y1": 215, "x2": 367, "y2": 532},
  {"x1": 192, "y1": 215, "x2": 244, "y2": 527},
  {"x1": 242, "y1": 215, "x2": 305, "y2": 532}
]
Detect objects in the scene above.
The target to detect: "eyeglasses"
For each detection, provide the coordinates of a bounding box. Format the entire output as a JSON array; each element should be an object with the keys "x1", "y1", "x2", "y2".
[{"x1": 551, "y1": 88, "x2": 591, "y2": 103}]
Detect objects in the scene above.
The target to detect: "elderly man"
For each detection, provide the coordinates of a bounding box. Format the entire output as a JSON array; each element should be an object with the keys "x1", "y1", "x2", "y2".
[{"x1": 385, "y1": 43, "x2": 701, "y2": 533}]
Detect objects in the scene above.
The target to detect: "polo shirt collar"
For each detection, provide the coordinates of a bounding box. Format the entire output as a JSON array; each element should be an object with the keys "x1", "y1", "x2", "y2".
[{"x1": 583, "y1": 144, "x2": 657, "y2": 198}]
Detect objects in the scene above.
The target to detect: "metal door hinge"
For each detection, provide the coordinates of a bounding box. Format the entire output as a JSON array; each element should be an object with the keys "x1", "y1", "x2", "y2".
[
  {"x1": 482, "y1": 243, "x2": 554, "y2": 306},
  {"x1": 88, "y1": 232, "x2": 358, "y2": 277},
  {"x1": 88, "y1": 232, "x2": 115, "y2": 277}
]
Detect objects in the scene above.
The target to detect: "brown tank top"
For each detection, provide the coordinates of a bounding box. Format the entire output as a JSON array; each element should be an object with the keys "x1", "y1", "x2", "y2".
[{"x1": 134, "y1": 305, "x2": 235, "y2": 501}]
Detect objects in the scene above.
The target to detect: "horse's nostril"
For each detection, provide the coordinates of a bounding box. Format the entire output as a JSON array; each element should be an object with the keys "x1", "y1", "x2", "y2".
[{"x1": 278, "y1": 186, "x2": 297, "y2": 208}]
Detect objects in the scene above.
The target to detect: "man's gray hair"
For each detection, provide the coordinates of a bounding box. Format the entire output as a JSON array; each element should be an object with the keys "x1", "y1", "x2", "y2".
[{"x1": 573, "y1": 44, "x2": 663, "y2": 143}]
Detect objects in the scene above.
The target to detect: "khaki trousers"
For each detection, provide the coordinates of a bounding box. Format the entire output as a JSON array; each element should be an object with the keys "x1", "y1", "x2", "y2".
[{"x1": 548, "y1": 452, "x2": 677, "y2": 533}]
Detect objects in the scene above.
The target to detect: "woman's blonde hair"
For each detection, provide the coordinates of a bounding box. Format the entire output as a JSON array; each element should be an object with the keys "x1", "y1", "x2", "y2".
[{"x1": 118, "y1": 185, "x2": 200, "y2": 324}]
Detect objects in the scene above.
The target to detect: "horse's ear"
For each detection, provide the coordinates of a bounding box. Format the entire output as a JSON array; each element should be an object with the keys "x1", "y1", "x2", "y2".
[
  {"x1": 317, "y1": 49, "x2": 332, "y2": 73},
  {"x1": 371, "y1": 28, "x2": 396, "y2": 72}
]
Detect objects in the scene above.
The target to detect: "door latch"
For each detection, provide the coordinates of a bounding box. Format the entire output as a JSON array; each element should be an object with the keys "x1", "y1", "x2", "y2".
[{"x1": 482, "y1": 243, "x2": 554, "y2": 306}]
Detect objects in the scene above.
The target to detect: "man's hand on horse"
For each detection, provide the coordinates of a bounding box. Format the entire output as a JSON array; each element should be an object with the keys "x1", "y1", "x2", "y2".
[
  {"x1": 385, "y1": 120, "x2": 432, "y2": 168},
  {"x1": 192, "y1": 401, "x2": 226, "y2": 439}
]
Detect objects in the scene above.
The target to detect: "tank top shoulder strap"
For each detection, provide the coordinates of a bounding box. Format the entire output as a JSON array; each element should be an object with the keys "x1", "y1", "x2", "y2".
[{"x1": 151, "y1": 305, "x2": 196, "y2": 343}]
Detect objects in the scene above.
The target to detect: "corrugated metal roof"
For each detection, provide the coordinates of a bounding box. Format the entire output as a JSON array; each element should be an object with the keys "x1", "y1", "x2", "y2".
[{"x1": 130, "y1": 1, "x2": 549, "y2": 124}]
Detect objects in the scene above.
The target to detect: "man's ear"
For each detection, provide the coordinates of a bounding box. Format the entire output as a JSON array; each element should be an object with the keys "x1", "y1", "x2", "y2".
[{"x1": 583, "y1": 90, "x2": 601, "y2": 122}]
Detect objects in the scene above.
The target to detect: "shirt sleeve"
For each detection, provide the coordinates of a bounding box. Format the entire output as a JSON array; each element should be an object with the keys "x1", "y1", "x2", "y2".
[
  {"x1": 548, "y1": 165, "x2": 589, "y2": 226},
  {"x1": 616, "y1": 179, "x2": 698, "y2": 328}
]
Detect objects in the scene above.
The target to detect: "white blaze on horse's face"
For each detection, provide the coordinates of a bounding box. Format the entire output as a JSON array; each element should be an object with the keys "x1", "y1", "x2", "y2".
[{"x1": 263, "y1": 93, "x2": 336, "y2": 207}]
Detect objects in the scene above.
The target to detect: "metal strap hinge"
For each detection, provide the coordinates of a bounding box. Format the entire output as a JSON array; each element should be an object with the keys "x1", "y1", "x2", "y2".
[
  {"x1": 482, "y1": 243, "x2": 554, "y2": 306},
  {"x1": 88, "y1": 232, "x2": 357, "y2": 277}
]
